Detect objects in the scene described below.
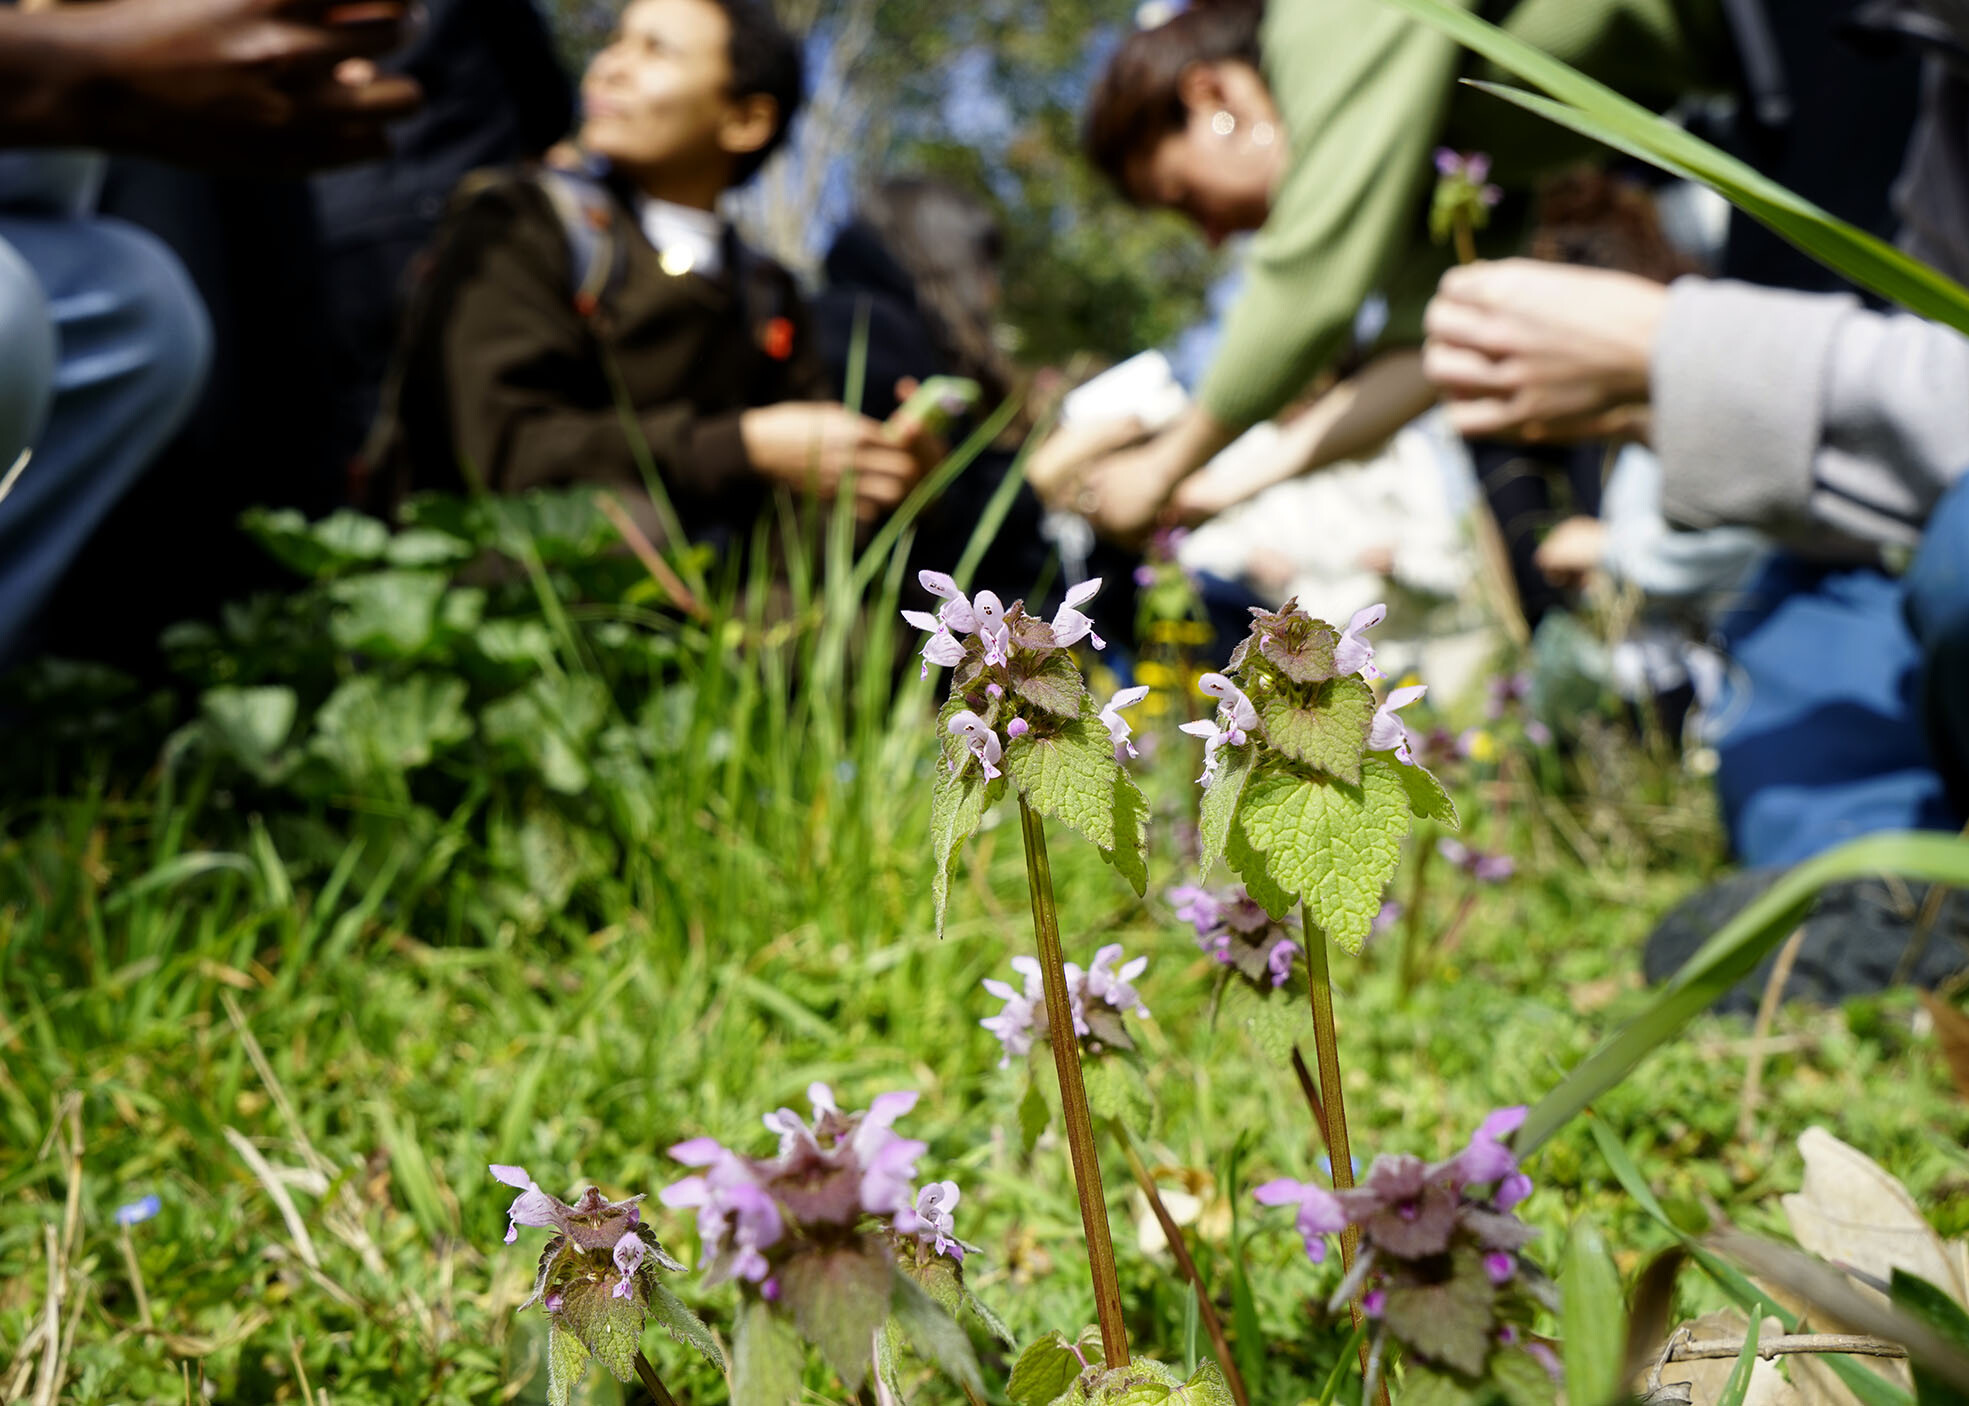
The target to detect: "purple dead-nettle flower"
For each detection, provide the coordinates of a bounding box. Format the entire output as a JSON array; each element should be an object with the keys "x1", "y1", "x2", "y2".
[
  {"x1": 1372, "y1": 899, "x2": 1404, "y2": 937},
  {"x1": 1084, "y1": 943, "x2": 1150, "y2": 1018},
  {"x1": 1051, "y1": 578, "x2": 1107, "y2": 650},
  {"x1": 902, "y1": 609, "x2": 967, "y2": 678},
  {"x1": 1180, "y1": 672, "x2": 1259, "y2": 784},
  {"x1": 1368, "y1": 684, "x2": 1427, "y2": 765},
  {"x1": 1252, "y1": 1178, "x2": 1347, "y2": 1262},
  {"x1": 972, "y1": 589, "x2": 1011, "y2": 666},
  {"x1": 660, "y1": 1139, "x2": 785, "y2": 1286},
  {"x1": 1168, "y1": 883, "x2": 1225, "y2": 936},
  {"x1": 1333, "y1": 603, "x2": 1387, "y2": 680},
  {"x1": 1007, "y1": 716, "x2": 1030, "y2": 738},
  {"x1": 895, "y1": 1180, "x2": 979, "y2": 1263},
  {"x1": 1438, "y1": 838, "x2": 1515, "y2": 883},
  {"x1": 491, "y1": 1165, "x2": 684, "y2": 1316},
  {"x1": 980, "y1": 960, "x2": 1042, "y2": 1066},
  {"x1": 1486, "y1": 670, "x2": 1530, "y2": 720},
  {"x1": 1336, "y1": 1154, "x2": 1463, "y2": 1258},
  {"x1": 948, "y1": 709, "x2": 1003, "y2": 780},
  {"x1": 1100, "y1": 684, "x2": 1150, "y2": 761},
  {"x1": 1435, "y1": 148, "x2": 1502, "y2": 206},
  {"x1": 1266, "y1": 938, "x2": 1302, "y2": 987},
  {"x1": 918, "y1": 570, "x2": 979, "y2": 634}
]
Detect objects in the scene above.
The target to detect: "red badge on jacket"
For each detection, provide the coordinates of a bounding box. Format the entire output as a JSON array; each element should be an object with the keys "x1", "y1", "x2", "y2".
[{"x1": 761, "y1": 316, "x2": 795, "y2": 361}]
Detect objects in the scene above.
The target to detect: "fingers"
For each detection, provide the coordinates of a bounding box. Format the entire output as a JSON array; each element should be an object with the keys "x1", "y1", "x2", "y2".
[
  {"x1": 300, "y1": 69, "x2": 422, "y2": 119},
  {"x1": 1421, "y1": 338, "x2": 1520, "y2": 397},
  {"x1": 1421, "y1": 293, "x2": 1526, "y2": 361}
]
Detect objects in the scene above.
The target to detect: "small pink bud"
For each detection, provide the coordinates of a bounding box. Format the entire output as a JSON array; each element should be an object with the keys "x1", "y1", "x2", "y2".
[
  {"x1": 1006, "y1": 718, "x2": 1029, "y2": 738},
  {"x1": 987, "y1": 682, "x2": 1004, "y2": 698}
]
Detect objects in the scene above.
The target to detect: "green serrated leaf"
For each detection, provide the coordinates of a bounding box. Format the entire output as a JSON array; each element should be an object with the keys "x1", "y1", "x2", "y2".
[
  {"x1": 1083, "y1": 1358, "x2": 1186, "y2": 1404},
  {"x1": 1082, "y1": 1056, "x2": 1154, "y2": 1133},
  {"x1": 546, "y1": 1322, "x2": 590, "y2": 1406},
  {"x1": 964, "y1": 1287, "x2": 1017, "y2": 1349},
  {"x1": 1490, "y1": 1347, "x2": 1559, "y2": 1406},
  {"x1": 779, "y1": 1239, "x2": 894, "y2": 1391},
  {"x1": 307, "y1": 674, "x2": 473, "y2": 790},
  {"x1": 1224, "y1": 814, "x2": 1298, "y2": 922},
  {"x1": 1256, "y1": 616, "x2": 1339, "y2": 685},
  {"x1": 1019, "y1": 1078, "x2": 1051, "y2": 1158},
  {"x1": 648, "y1": 1280, "x2": 725, "y2": 1372},
  {"x1": 891, "y1": 1267, "x2": 985, "y2": 1394},
  {"x1": 1008, "y1": 1332, "x2": 1086, "y2": 1406},
  {"x1": 1003, "y1": 695, "x2": 1149, "y2": 895},
  {"x1": 732, "y1": 1299, "x2": 806, "y2": 1406},
  {"x1": 1172, "y1": 1361, "x2": 1235, "y2": 1405},
  {"x1": 591, "y1": 1293, "x2": 644, "y2": 1383},
  {"x1": 1395, "y1": 760, "x2": 1460, "y2": 826},
  {"x1": 1562, "y1": 1215, "x2": 1625, "y2": 1406},
  {"x1": 1234, "y1": 757, "x2": 1412, "y2": 954},
  {"x1": 908, "y1": 1254, "x2": 965, "y2": 1314},
  {"x1": 1382, "y1": 1247, "x2": 1497, "y2": 1377},
  {"x1": 1197, "y1": 740, "x2": 1255, "y2": 873},
  {"x1": 1257, "y1": 676, "x2": 1374, "y2": 785},
  {"x1": 1013, "y1": 650, "x2": 1088, "y2": 718}
]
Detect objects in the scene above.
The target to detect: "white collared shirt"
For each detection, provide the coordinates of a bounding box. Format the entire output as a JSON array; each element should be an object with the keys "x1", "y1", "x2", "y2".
[{"x1": 636, "y1": 196, "x2": 724, "y2": 280}]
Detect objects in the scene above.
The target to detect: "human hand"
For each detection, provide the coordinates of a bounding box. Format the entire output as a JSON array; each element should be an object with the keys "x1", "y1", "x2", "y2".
[
  {"x1": 37, "y1": 0, "x2": 422, "y2": 168},
  {"x1": 1533, "y1": 515, "x2": 1608, "y2": 588},
  {"x1": 1026, "y1": 415, "x2": 1150, "y2": 508},
  {"x1": 740, "y1": 402, "x2": 925, "y2": 524},
  {"x1": 1356, "y1": 543, "x2": 1396, "y2": 576},
  {"x1": 1423, "y1": 259, "x2": 1666, "y2": 443},
  {"x1": 1073, "y1": 438, "x2": 1188, "y2": 544}
]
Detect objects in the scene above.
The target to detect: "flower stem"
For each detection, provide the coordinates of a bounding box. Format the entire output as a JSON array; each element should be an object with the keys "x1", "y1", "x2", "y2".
[
  {"x1": 1018, "y1": 795, "x2": 1130, "y2": 1368},
  {"x1": 1302, "y1": 909, "x2": 1385, "y2": 1406},
  {"x1": 1453, "y1": 213, "x2": 1477, "y2": 266},
  {"x1": 633, "y1": 1350, "x2": 680, "y2": 1406},
  {"x1": 1110, "y1": 1118, "x2": 1250, "y2": 1406}
]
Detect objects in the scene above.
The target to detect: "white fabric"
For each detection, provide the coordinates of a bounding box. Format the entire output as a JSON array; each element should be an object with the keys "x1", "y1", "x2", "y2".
[{"x1": 636, "y1": 196, "x2": 723, "y2": 279}]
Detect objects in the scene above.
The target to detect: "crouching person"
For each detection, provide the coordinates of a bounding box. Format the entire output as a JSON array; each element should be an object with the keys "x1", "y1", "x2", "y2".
[{"x1": 383, "y1": 0, "x2": 930, "y2": 543}]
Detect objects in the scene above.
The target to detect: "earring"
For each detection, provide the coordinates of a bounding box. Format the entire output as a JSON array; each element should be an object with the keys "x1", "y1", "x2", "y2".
[
  {"x1": 1251, "y1": 120, "x2": 1276, "y2": 148},
  {"x1": 1210, "y1": 110, "x2": 1236, "y2": 137}
]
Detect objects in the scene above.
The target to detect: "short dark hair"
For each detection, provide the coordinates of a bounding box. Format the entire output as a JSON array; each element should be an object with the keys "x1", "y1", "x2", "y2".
[
  {"x1": 712, "y1": 0, "x2": 805, "y2": 183},
  {"x1": 1083, "y1": 0, "x2": 1264, "y2": 200}
]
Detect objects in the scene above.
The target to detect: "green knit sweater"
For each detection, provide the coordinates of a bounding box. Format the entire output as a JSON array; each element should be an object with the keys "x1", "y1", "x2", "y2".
[{"x1": 1197, "y1": 0, "x2": 1731, "y2": 430}]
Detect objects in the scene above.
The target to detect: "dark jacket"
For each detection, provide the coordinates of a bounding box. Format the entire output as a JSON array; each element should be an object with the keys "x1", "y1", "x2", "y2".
[{"x1": 396, "y1": 171, "x2": 831, "y2": 535}]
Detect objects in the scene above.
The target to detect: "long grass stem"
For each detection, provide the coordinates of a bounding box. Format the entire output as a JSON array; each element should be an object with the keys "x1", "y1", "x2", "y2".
[
  {"x1": 1019, "y1": 796, "x2": 1130, "y2": 1368},
  {"x1": 1111, "y1": 1119, "x2": 1249, "y2": 1406}
]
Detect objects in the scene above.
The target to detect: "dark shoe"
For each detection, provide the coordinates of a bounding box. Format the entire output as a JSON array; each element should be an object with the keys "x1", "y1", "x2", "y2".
[{"x1": 1643, "y1": 871, "x2": 1969, "y2": 1015}]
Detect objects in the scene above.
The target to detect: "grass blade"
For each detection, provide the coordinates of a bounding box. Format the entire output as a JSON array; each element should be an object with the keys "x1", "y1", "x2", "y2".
[
  {"x1": 1372, "y1": 0, "x2": 1969, "y2": 333},
  {"x1": 1715, "y1": 1302, "x2": 1765, "y2": 1406},
  {"x1": 1520, "y1": 832, "x2": 1969, "y2": 1152},
  {"x1": 1561, "y1": 1213, "x2": 1626, "y2": 1406}
]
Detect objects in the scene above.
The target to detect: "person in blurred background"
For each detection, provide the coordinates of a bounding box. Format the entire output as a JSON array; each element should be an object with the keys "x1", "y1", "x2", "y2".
[
  {"x1": 1044, "y1": 0, "x2": 1733, "y2": 542},
  {"x1": 384, "y1": 0, "x2": 936, "y2": 551},
  {"x1": 1419, "y1": 0, "x2": 1969, "y2": 999},
  {"x1": 0, "y1": 0, "x2": 420, "y2": 669}
]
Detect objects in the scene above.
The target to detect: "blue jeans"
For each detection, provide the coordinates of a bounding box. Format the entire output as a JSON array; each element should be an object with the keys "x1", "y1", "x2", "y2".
[
  {"x1": 0, "y1": 206, "x2": 210, "y2": 667},
  {"x1": 1712, "y1": 475, "x2": 1969, "y2": 866}
]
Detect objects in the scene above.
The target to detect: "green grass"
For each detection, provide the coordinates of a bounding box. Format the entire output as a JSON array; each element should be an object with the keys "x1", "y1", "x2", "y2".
[{"x1": 4, "y1": 502, "x2": 1967, "y2": 1406}]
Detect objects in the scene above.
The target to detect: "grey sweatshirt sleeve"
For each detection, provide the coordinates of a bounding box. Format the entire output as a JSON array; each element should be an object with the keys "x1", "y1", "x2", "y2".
[{"x1": 1650, "y1": 276, "x2": 1969, "y2": 557}]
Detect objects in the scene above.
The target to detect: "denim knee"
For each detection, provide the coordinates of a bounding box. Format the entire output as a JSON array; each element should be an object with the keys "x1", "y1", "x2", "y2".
[
  {"x1": 59, "y1": 218, "x2": 212, "y2": 440},
  {"x1": 0, "y1": 233, "x2": 54, "y2": 470}
]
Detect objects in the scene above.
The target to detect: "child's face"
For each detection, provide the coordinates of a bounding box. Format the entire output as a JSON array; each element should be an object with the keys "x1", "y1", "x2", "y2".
[{"x1": 580, "y1": 0, "x2": 744, "y2": 183}]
